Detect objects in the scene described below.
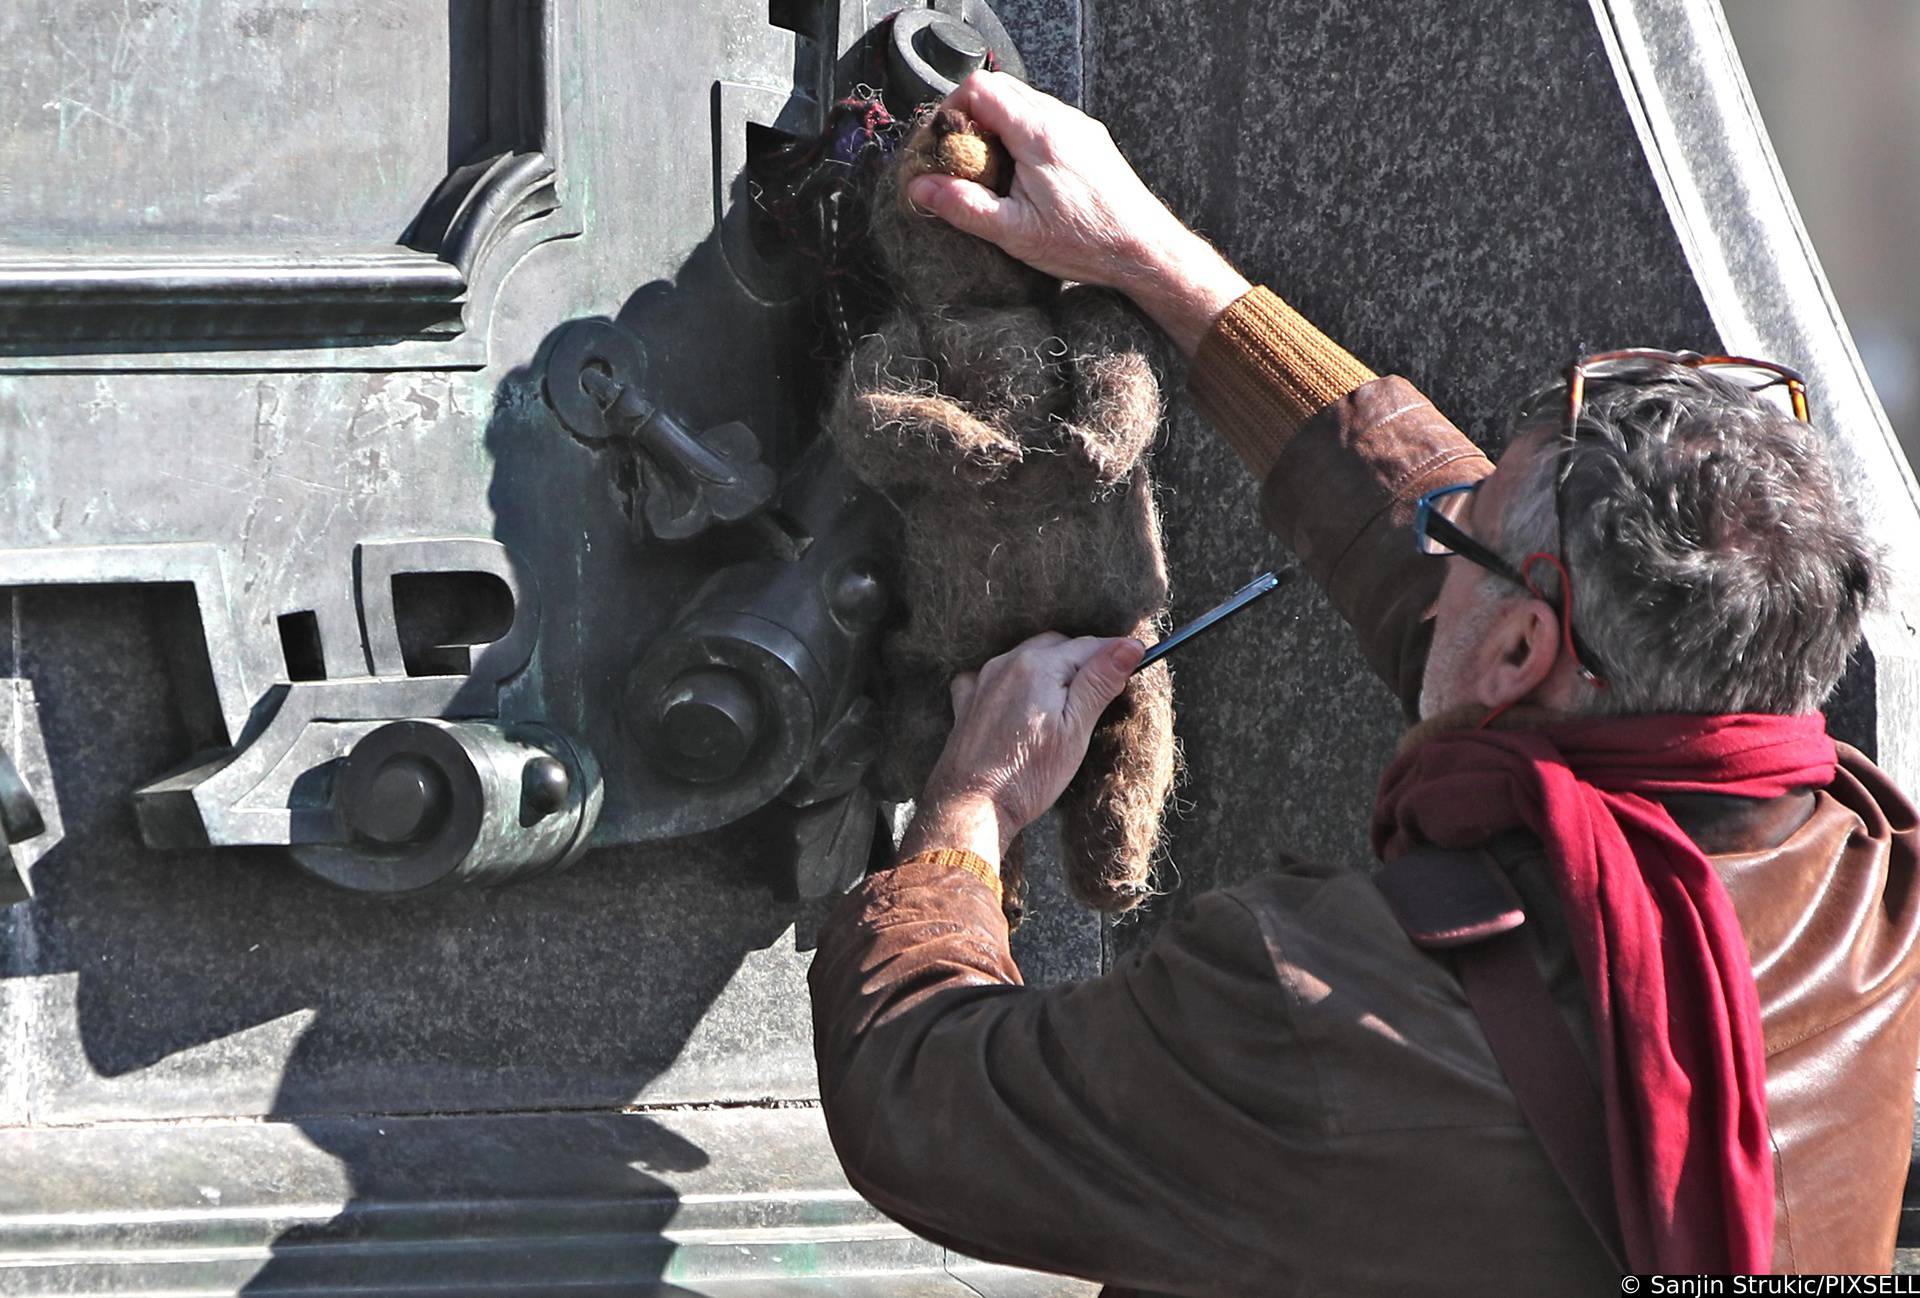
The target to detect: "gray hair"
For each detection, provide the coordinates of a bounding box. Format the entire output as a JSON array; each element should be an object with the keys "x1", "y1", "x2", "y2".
[{"x1": 1488, "y1": 360, "x2": 1879, "y2": 715}]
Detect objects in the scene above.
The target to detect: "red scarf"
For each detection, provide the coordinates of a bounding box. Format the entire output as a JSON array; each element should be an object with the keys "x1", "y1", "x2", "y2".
[{"x1": 1371, "y1": 712, "x2": 1836, "y2": 1273}]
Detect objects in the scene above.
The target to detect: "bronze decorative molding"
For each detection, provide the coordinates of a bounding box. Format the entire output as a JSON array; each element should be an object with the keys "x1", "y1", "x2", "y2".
[{"x1": 0, "y1": 0, "x2": 574, "y2": 364}]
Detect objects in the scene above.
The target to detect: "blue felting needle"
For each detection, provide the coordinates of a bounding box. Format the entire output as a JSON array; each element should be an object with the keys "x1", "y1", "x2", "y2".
[{"x1": 1133, "y1": 569, "x2": 1293, "y2": 674}]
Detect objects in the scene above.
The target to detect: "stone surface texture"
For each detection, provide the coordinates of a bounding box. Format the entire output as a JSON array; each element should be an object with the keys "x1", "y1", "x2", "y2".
[
  {"x1": 1085, "y1": 0, "x2": 1725, "y2": 953},
  {"x1": 992, "y1": 0, "x2": 1083, "y2": 100},
  {"x1": 0, "y1": 1105, "x2": 1098, "y2": 1294}
]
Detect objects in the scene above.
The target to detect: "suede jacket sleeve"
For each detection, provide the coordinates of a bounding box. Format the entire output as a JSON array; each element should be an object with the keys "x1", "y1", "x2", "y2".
[
  {"x1": 808, "y1": 857, "x2": 1327, "y2": 1295},
  {"x1": 1190, "y1": 287, "x2": 1492, "y2": 715},
  {"x1": 809, "y1": 858, "x2": 1620, "y2": 1294}
]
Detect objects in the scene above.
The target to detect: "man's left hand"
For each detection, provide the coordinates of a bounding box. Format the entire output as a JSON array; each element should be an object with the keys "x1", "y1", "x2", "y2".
[{"x1": 901, "y1": 633, "x2": 1145, "y2": 865}]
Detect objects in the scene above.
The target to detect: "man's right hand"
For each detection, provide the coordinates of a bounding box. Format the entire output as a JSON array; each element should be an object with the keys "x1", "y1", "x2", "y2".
[
  {"x1": 900, "y1": 632, "x2": 1144, "y2": 867},
  {"x1": 905, "y1": 71, "x2": 1250, "y2": 357}
]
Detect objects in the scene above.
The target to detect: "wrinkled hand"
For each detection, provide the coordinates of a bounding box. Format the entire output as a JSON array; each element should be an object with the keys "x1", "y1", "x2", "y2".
[
  {"x1": 904, "y1": 72, "x2": 1174, "y2": 288},
  {"x1": 902, "y1": 633, "x2": 1144, "y2": 863},
  {"x1": 905, "y1": 71, "x2": 1249, "y2": 355}
]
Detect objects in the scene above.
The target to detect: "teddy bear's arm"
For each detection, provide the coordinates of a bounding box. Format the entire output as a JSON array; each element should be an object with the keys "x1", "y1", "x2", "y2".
[
  {"x1": 829, "y1": 321, "x2": 1026, "y2": 491},
  {"x1": 1053, "y1": 286, "x2": 1164, "y2": 489},
  {"x1": 857, "y1": 391, "x2": 1025, "y2": 484}
]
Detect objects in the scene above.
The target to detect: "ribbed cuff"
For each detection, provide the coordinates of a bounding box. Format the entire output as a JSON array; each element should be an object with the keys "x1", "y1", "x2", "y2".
[
  {"x1": 896, "y1": 848, "x2": 1003, "y2": 903},
  {"x1": 1188, "y1": 286, "x2": 1378, "y2": 480}
]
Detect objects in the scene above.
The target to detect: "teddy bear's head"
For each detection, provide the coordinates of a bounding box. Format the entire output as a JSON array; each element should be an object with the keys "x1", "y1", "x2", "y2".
[{"x1": 869, "y1": 106, "x2": 1055, "y2": 310}]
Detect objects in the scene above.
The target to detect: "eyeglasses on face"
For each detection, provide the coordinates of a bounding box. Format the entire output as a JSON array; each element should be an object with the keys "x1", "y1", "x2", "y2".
[
  {"x1": 1413, "y1": 481, "x2": 1610, "y2": 688},
  {"x1": 1414, "y1": 483, "x2": 1519, "y2": 574}
]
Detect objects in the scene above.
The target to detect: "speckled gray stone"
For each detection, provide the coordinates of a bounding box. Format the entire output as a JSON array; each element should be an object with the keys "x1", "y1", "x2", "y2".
[
  {"x1": 1084, "y1": 0, "x2": 1723, "y2": 952},
  {"x1": 991, "y1": 0, "x2": 1083, "y2": 101}
]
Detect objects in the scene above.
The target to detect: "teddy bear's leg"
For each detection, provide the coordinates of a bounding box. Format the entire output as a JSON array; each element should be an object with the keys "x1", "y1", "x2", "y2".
[
  {"x1": 1052, "y1": 286, "x2": 1164, "y2": 489},
  {"x1": 827, "y1": 319, "x2": 1027, "y2": 491},
  {"x1": 1037, "y1": 462, "x2": 1170, "y2": 639},
  {"x1": 1057, "y1": 629, "x2": 1176, "y2": 913}
]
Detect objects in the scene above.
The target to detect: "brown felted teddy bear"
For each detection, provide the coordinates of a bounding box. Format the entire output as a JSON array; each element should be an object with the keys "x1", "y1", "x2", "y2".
[{"x1": 826, "y1": 105, "x2": 1176, "y2": 926}]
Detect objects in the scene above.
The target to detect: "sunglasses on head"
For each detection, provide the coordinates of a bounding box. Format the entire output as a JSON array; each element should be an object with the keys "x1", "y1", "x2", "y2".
[{"x1": 1414, "y1": 349, "x2": 1813, "y2": 692}]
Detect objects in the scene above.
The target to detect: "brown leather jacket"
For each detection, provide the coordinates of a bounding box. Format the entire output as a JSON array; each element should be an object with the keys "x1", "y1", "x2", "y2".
[{"x1": 810, "y1": 300, "x2": 1920, "y2": 1292}]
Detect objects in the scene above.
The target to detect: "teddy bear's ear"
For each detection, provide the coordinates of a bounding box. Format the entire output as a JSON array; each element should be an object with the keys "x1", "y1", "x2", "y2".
[
  {"x1": 863, "y1": 108, "x2": 1048, "y2": 310},
  {"x1": 897, "y1": 106, "x2": 1012, "y2": 194},
  {"x1": 826, "y1": 325, "x2": 1028, "y2": 491},
  {"x1": 928, "y1": 108, "x2": 1012, "y2": 192}
]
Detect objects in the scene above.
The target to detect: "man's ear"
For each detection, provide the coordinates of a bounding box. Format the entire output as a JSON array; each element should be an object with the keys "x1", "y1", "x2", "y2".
[{"x1": 1472, "y1": 597, "x2": 1562, "y2": 710}]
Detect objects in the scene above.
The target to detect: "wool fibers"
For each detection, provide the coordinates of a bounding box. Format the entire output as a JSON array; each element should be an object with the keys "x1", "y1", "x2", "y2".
[{"x1": 826, "y1": 106, "x2": 1177, "y2": 925}]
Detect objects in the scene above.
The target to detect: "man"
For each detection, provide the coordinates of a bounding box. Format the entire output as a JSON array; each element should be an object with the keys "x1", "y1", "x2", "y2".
[{"x1": 808, "y1": 71, "x2": 1920, "y2": 1291}]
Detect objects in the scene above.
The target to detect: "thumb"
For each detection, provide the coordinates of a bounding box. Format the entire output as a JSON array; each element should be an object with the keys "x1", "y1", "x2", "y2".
[
  {"x1": 1065, "y1": 638, "x2": 1142, "y2": 728},
  {"x1": 908, "y1": 173, "x2": 1013, "y2": 244}
]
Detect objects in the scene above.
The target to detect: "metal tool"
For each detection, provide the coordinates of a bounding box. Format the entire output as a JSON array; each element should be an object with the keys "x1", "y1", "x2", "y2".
[{"x1": 1134, "y1": 570, "x2": 1292, "y2": 673}]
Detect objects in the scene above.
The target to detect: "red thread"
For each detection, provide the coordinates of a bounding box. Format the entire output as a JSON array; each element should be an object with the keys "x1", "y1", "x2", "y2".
[{"x1": 1522, "y1": 552, "x2": 1608, "y2": 689}]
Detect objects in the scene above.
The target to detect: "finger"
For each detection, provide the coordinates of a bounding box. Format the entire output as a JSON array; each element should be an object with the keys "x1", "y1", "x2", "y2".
[
  {"x1": 1027, "y1": 634, "x2": 1117, "y2": 690},
  {"x1": 987, "y1": 630, "x2": 1066, "y2": 670},
  {"x1": 991, "y1": 71, "x2": 1085, "y2": 136},
  {"x1": 979, "y1": 631, "x2": 1069, "y2": 691},
  {"x1": 1064, "y1": 637, "x2": 1144, "y2": 728},
  {"x1": 947, "y1": 69, "x2": 1051, "y2": 158},
  {"x1": 1057, "y1": 634, "x2": 1121, "y2": 670},
  {"x1": 907, "y1": 173, "x2": 1014, "y2": 243}
]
